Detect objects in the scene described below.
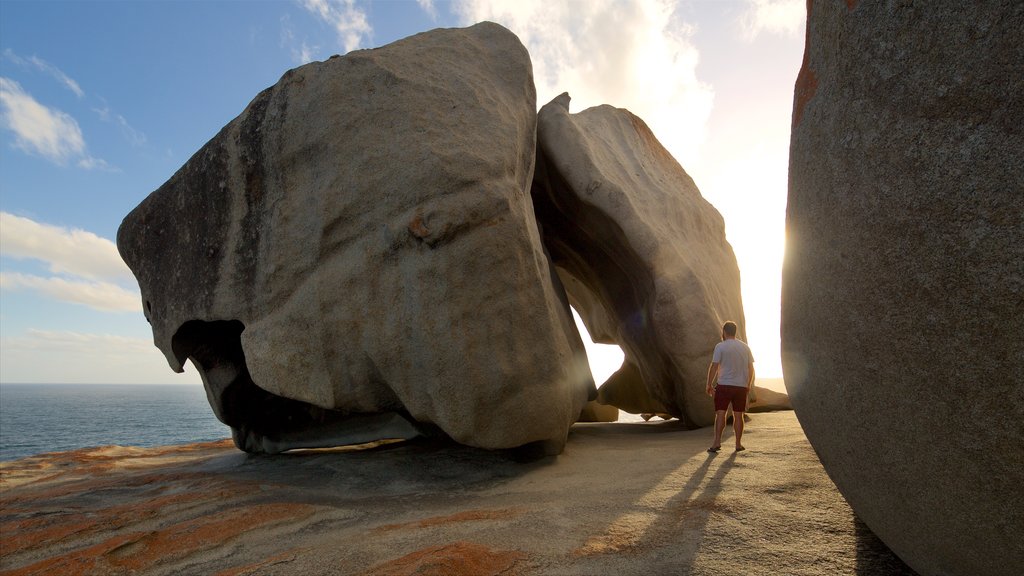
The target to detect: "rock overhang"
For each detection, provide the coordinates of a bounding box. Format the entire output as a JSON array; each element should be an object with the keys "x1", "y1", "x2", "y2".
[{"x1": 118, "y1": 21, "x2": 745, "y2": 456}]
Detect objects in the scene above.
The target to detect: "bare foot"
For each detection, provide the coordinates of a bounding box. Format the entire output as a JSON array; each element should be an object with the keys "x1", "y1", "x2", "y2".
[{"x1": 735, "y1": 445, "x2": 746, "y2": 452}]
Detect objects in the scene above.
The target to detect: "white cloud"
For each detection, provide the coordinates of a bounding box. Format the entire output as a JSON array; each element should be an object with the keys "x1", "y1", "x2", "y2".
[
  {"x1": 0, "y1": 330, "x2": 202, "y2": 384},
  {"x1": 0, "y1": 272, "x2": 141, "y2": 312},
  {"x1": 0, "y1": 78, "x2": 113, "y2": 169},
  {"x1": 452, "y1": 0, "x2": 714, "y2": 170},
  {"x1": 297, "y1": 42, "x2": 317, "y2": 64},
  {"x1": 740, "y1": 0, "x2": 805, "y2": 41},
  {"x1": 2, "y1": 49, "x2": 85, "y2": 97},
  {"x1": 76, "y1": 155, "x2": 119, "y2": 172},
  {"x1": 0, "y1": 212, "x2": 133, "y2": 282},
  {"x1": 0, "y1": 77, "x2": 85, "y2": 163},
  {"x1": 417, "y1": 0, "x2": 438, "y2": 20},
  {"x1": 0, "y1": 213, "x2": 140, "y2": 312},
  {"x1": 300, "y1": 0, "x2": 372, "y2": 54}
]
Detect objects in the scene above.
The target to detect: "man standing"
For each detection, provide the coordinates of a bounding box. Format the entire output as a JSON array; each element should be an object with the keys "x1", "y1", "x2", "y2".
[{"x1": 705, "y1": 321, "x2": 755, "y2": 453}]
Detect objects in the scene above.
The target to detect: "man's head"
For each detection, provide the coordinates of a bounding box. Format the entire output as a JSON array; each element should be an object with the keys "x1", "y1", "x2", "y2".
[{"x1": 722, "y1": 321, "x2": 738, "y2": 340}]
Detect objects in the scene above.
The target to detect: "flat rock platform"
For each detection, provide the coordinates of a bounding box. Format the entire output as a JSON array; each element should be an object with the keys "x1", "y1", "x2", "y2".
[{"x1": 0, "y1": 412, "x2": 915, "y2": 575}]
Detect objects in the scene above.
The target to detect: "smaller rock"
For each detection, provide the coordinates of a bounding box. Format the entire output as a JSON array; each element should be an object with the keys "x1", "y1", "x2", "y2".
[
  {"x1": 595, "y1": 360, "x2": 670, "y2": 415},
  {"x1": 577, "y1": 400, "x2": 619, "y2": 423}
]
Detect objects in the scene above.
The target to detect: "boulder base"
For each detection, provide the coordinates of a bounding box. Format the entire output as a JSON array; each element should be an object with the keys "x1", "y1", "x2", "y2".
[{"x1": 784, "y1": 2, "x2": 1024, "y2": 574}]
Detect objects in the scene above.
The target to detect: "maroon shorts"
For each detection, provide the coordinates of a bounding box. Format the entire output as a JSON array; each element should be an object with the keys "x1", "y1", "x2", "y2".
[{"x1": 714, "y1": 385, "x2": 748, "y2": 412}]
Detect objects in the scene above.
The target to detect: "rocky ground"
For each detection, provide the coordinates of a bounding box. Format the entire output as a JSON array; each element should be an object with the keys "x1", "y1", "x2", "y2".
[{"x1": 0, "y1": 411, "x2": 916, "y2": 575}]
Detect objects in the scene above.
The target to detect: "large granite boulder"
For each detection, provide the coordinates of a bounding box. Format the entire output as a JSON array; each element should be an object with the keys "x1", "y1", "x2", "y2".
[
  {"x1": 784, "y1": 2, "x2": 1024, "y2": 574},
  {"x1": 118, "y1": 22, "x2": 593, "y2": 456},
  {"x1": 533, "y1": 94, "x2": 746, "y2": 427}
]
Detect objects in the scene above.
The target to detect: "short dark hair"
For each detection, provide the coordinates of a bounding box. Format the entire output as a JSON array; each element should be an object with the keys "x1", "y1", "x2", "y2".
[{"x1": 722, "y1": 321, "x2": 738, "y2": 337}]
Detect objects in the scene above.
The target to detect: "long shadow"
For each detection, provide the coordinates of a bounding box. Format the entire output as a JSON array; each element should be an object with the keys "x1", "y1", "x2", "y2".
[
  {"x1": 854, "y1": 515, "x2": 919, "y2": 575},
  {"x1": 192, "y1": 419, "x2": 697, "y2": 510},
  {"x1": 657, "y1": 451, "x2": 738, "y2": 573},
  {"x1": 192, "y1": 434, "x2": 559, "y2": 507}
]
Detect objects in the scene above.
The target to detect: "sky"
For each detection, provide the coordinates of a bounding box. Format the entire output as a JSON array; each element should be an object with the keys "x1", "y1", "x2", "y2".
[{"x1": 0, "y1": 0, "x2": 804, "y2": 386}]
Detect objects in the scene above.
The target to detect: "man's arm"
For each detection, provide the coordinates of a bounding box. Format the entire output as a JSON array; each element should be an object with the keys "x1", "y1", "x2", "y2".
[
  {"x1": 706, "y1": 362, "x2": 719, "y2": 397},
  {"x1": 747, "y1": 361, "x2": 755, "y2": 389}
]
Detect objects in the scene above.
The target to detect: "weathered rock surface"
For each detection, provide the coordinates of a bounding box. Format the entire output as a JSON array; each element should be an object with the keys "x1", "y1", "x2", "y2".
[
  {"x1": 744, "y1": 386, "x2": 791, "y2": 414},
  {"x1": 118, "y1": 23, "x2": 592, "y2": 455},
  {"x1": 533, "y1": 93, "x2": 746, "y2": 427},
  {"x1": 0, "y1": 413, "x2": 915, "y2": 576},
  {"x1": 784, "y1": 2, "x2": 1024, "y2": 575},
  {"x1": 595, "y1": 360, "x2": 671, "y2": 416},
  {"x1": 576, "y1": 399, "x2": 619, "y2": 423}
]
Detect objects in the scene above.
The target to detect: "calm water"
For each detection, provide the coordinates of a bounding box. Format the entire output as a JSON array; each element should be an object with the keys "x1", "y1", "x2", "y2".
[{"x1": 0, "y1": 384, "x2": 231, "y2": 462}]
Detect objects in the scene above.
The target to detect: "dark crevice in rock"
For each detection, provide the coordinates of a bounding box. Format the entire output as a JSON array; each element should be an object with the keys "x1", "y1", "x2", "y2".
[{"x1": 171, "y1": 319, "x2": 421, "y2": 454}]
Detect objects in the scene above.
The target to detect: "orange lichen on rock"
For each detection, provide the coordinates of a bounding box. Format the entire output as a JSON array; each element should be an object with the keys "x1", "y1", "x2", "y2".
[
  {"x1": 792, "y1": 0, "x2": 817, "y2": 129},
  {"x1": 2, "y1": 503, "x2": 314, "y2": 576},
  {"x1": 361, "y1": 541, "x2": 526, "y2": 576},
  {"x1": 574, "y1": 520, "x2": 647, "y2": 557},
  {"x1": 0, "y1": 440, "x2": 233, "y2": 491},
  {"x1": 376, "y1": 508, "x2": 524, "y2": 532},
  {"x1": 0, "y1": 487, "x2": 226, "y2": 555},
  {"x1": 213, "y1": 547, "x2": 312, "y2": 576}
]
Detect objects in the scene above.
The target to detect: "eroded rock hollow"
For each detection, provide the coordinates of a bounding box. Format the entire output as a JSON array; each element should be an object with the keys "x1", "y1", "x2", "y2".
[
  {"x1": 533, "y1": 94, "x2": 745, "y2": 427},
  {"x1": 118, "y1": 22, "x2": 744, "y2": 455}
]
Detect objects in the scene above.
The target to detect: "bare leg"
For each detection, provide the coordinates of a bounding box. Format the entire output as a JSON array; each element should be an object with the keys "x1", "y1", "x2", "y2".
[
  {"x1": 734, "y1": 411, "x2": 745, "y2": 451},
  {"x1": 710, "y1": 410, "x2": 726, "y2": 450}
]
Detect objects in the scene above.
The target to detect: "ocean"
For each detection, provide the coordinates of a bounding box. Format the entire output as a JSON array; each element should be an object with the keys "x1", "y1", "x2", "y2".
[
  {"x1": 0, "y1": 384, "x2": 231, "y2": 462},
  {"x1": 0, "y1": 380, "x2": 788, "y2": 462}
]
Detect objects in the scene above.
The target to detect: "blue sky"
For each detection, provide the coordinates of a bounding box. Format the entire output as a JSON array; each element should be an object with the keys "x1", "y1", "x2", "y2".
[{"x1": 0, "y1": 0, "x2": 804, "y2": 384}]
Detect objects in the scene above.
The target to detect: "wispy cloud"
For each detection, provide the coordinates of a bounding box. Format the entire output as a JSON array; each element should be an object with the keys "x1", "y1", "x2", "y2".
[
  {"x1": 300, "y1": 0, "x2": 372, "y2": 53},
  {"x1": 281, "y1": 14, "x2": 321, "y2": 64},
  {"x1": 0, "y1": 273, "x2": 141, "y2": 312},
  {"x1": 417, "y1": 0, "x2": 438, "y2": 20},
  {"x1": 0, "y1": 330, "x2": 202, "y2": 384},
  {"x1": 740, "y1": 0, "x2": 805, "y2": 41},
  {"x1": 453, "y1": 0, "x2": 714, "y2": 169},
  {"x1": 3, "y1": 329, "x2": 154, "y2": 355},
  {"x1": 94, "y1": 102, "x2": 147, "y2": 148},
  {"x1": 0, "y1": 212, "x2": 139, "y2": 312},
  {"x1": 0, "y1": 77, "x2": 113, "y2": 169},
  {"x1": 2, "y1": 49, "x2": 85, "y2": 98},
  {"x1": 0, "y1": 76, "x2": 85, "y2": 163},
  {"x1": 0, "y1": 212, "x2": 133, "y2": 282}
]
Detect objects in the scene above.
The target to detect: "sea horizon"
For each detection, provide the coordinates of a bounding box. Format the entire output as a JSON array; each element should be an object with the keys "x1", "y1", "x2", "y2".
[
  {"x1": 0, "y1": 383, "x2": 231, "y2": 462},
  {"x1": 0, "y1": 378, "x2": 789, "y2": 462}
]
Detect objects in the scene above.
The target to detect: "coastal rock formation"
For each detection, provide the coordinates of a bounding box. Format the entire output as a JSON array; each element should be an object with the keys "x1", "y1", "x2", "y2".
[
  {"x1": 595, "y1": 360, "x2": 670, "y2": 416},
  {"x1": 118, "y1": 22, "x2": 593, "y2": 456},
  {"x1": 784, "y1": 2, "x2": 1024, "y2": 575},
  {"x1": 533, "y1": 94, "x2": 746, "y2": 427},
  {"x1": 744, "y1": 386, "x2": 790, "y2": 414},
  {"x1": 0, "y1": 413, "x2": 915, "y2": 576},
  {"x1": 576, "y1": 400, "x2": 619, "y2": 423}
]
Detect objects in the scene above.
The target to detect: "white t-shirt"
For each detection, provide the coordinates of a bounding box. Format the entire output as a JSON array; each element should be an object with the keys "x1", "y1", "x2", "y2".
[{"x1": 712, "y1": 338, "x2": 754, "y2": 387}]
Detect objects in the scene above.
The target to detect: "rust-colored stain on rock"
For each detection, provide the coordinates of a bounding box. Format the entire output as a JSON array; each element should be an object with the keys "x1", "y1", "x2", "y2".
[
  {"x1": 0, "y1": 440, "x2": 234, "y2": 493},
  {"x1": 792, "y1": 0, "x2": 817, "y2": 129},
  {"x1": 361, "y1": 541, "x2": 526, "y2": 576},
  {"x1": 408, "y1": 214, "x2": 430, "y2": 239},
  {"x1": 213, "y1": 547, "x2": 312, "y2": 576},
  {"x1": 0, "y1": 488, "x2": 226, "y2": 555},
  {"x1": 376, "y1": 508, "x2": 523, "y2": 532},
  {"x1": 2, "y1": 503, "x2": 314, "y2": 576}
]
